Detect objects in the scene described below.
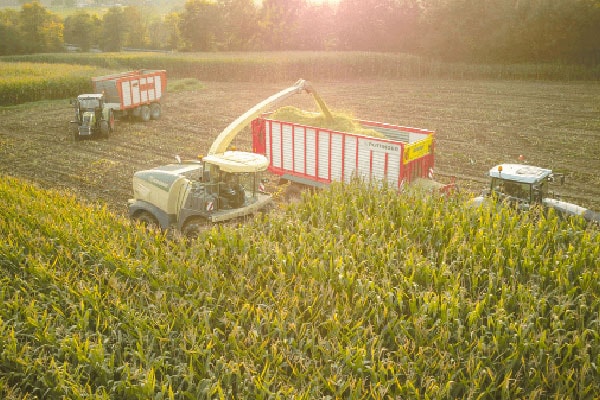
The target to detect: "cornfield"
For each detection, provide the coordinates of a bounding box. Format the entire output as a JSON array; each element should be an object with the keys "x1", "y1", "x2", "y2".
[
  {"x1": 3, "y1": 51, "x2": 599, "y2": 87},
  {"x1": 2, "y1": 52, "x2": 599, "y2": 107},
  {"x1": 1, "y1": 176, "x2": 599, "y2": 398},
  {"x1": 0, "y1": 62, "x2": 105, "y2": 106}
]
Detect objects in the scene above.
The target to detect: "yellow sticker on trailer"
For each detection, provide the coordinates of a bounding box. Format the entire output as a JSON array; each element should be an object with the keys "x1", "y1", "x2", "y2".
[{"x1": 403, "y1": 135, "x2": 433, "y2": 164}]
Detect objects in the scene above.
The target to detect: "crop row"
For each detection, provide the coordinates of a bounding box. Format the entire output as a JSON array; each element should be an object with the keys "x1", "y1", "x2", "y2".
[
  {"x1": 1, "y1": 52, "x2": 598, "y2": 107},
  {"x1": 4, "y1": 51, "x2": 600, "y2": 83},
  {"x1": 0, "y1": 62, "x2": 103, "y2": 106},
  {"x1": 1, "y1": 176, "x2": 599, "y2": 398}
]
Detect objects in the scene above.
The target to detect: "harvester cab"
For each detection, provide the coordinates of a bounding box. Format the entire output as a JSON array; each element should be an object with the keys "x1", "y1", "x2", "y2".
[
  {"x1": 471, "y1": 163, "x2": 600, "y2": 223},
  {"x1": 70, "y1": 93, "x2": 115, "y2": 140}
]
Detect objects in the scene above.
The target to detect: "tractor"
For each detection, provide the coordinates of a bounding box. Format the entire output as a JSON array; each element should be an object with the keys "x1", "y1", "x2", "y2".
[
  {"x1": 70, "y1": 93, "x2": 115, "y2": 140},
  {"x1": 471, "y1": 163, "x2": 600, "y2": 223}
]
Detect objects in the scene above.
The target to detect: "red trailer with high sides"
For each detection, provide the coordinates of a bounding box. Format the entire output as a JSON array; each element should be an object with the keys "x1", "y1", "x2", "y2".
[
  {"x1": 92, "y1": 69, "x2": 167, "y2": 122},
  {"x1": 251, "y1": 113, "x2": 449, "y2": 193}
]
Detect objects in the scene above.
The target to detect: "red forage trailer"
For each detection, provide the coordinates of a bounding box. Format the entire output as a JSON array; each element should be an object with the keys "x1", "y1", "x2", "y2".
[
  {"x1": 92, "y1": 69, "x2": 167, "y2": 121},
  {"x1": 251, "y1": 115, "x2": 441, "y2": 191}
]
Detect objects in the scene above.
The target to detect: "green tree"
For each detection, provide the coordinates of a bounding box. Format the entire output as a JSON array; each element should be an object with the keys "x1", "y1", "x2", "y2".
[
  {"x1": 64, "y1": 11, "x2": 101, "y2": 51},
  {"x1": 294, "y1": 3, "x2": 337, "y2": 50},
  {"x1": 517, "y1": 0, "x2": 600, "y2": 63},
  {"x1": 577, "y1": 0, "x2": 600, "y2": 64},
  {"x1": 122, "y1": 6, "x2": 148, "y2": 49},
  {"x1": 101, "y1": 6, "x2": 126, "y2": 51},
  {"x1": 335, "y1": 0, "x2": 364, "y2": 50},
  {"x1": 42, "y1": 17, "x2": 63, "y2": 52},
  {"x1": 220, "y1": 0, "x2": 258, "y2": 50},
  {"x1": 178, "y1": 0, "x2": 221, "y2": 51},
  {"x1": 0, "y1": 9, "x2": 22, "y2": 55},
  {"x1": 257, "y1": 0, "x2": 306, "y2": 50},
  {"x1": 415, "y1": 0, "x2": 600, "y2": 64},
  {"x1": 378, "y1": 0, "x2": 422, "y2": 53},
  {"x1": 148, "y1": 18, "x2": 169, "y2": 50},
  {"x1": 336, "y1": 0, "x2": 413, "y2": 51},
  {"x1": 164, "y1": 12, "x2": 182, "y2": 50},
  {"x1": 19, "y1": 1, "x2": 63, "y2": 53}
]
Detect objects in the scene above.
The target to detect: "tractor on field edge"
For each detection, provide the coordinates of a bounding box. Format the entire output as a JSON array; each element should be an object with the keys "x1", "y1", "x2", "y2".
[
  {"x1": 471, "y1": 163, "x2": 600, "y2": 223},
  {"x1": 70, "y1": 93, "x2": 115, "y2": 140}
]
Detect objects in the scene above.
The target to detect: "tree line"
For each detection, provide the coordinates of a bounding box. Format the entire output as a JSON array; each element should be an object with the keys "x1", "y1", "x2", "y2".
[{"x1": 1, "y1": 0, "x2": 599, "y2": 64}]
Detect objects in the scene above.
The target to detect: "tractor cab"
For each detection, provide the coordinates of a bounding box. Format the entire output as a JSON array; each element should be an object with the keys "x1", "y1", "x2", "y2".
[
  {"x1": 471, "y1": 163, "x2": 600, "y2": 223},
  {"x1": 471, "y1": 163, "x2": 565, "y2": 211},
  {"x1": 74, "y1": 94, "x2": 103, "y2": 124},
  {"x1": 77, "y1": 94, "x2": 103, "y2": 111},
  {"x1": 487, "y1": 164, "x2": 552, "y2": 209}
]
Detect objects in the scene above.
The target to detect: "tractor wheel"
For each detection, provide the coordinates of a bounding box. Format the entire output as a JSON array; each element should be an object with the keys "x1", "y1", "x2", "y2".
[
  {"x1": 72, "y1": 125, "x2": 81, "y2": 141},
  {"x1": 100, "y1": 120, "x2": 110, "y2": 138},
  {"x1": 150, "y1": 103, "x2": 161, "y2": 120},
  {"x1": 133, "y1": 211, "x2": 160, "y2": 232},
  {"x1": 140, "y1": 105, "x2": 151, "y2": 122},
  {"x1": 182, "y1": 217, "x2": 209, "y2": 239},
  {"x1": 108, "y1": 109, "x2": 116, "y2": 132}
]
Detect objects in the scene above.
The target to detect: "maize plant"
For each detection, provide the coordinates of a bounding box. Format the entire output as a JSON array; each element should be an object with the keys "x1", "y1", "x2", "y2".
[
  {"x1": 0, "y1": 62, "x2": 105, "y2": 106},
  {"x1": 4, "y1": 52, "x2": 598, "y2": 87},
  {"x1": 1, "y1": 176, "x2": 599, "y2": 399}
]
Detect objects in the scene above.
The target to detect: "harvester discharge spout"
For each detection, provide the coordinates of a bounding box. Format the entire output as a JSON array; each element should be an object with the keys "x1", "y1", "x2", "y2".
[{"x1": 208, "y1": 79, "x2": 332, "y2": 155}]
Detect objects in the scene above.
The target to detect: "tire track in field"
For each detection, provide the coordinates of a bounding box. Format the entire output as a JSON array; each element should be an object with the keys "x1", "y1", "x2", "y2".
[{"x1": 1, "y1": 81, "x2": 599, "y2": 214}]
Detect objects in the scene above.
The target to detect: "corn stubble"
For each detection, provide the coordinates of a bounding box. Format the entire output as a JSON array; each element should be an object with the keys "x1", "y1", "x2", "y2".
[{"x1": 1, "y1": 177, "x2": 599, "y2": 399}]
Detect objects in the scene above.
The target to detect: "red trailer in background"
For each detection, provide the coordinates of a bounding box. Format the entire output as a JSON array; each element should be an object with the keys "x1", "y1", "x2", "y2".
[
  {"x1": 251, "y1": 115, "x2": 445, "y2": 191},
  {"x1": 92, "y1": 69, "x2": 167, "y2": 121}
]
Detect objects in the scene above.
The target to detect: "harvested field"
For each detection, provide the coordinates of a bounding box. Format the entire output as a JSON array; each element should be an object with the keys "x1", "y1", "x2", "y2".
[{"x1": 0, "y1": 80, "x2": 598, "y2": 214}]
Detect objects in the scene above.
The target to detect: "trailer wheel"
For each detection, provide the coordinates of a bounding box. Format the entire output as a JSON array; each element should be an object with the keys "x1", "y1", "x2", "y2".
[
  {"x1": 150, "y1": 103, "x2": 161, "y2": 120},
  {"x1": 182, "y1": 217, "x2": 209, "y2": 239},
  {"x1": 140, "y1": 105, "x2": 151, "y2": 122},
  {"x1": 108, "y1": 109, "x2": 116, "y2": 132},
  {"x1": 100, "y1": 120, "x2": 110, "y2": 138}
]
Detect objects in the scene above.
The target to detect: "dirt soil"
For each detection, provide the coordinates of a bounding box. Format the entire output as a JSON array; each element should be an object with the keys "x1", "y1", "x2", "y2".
[{"x1": 1, "y1": 80, "x2": 598, "y2": 217}]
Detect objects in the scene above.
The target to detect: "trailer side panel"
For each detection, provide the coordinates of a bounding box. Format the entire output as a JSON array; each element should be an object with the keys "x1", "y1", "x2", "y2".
[
  {"x1": 253, "y1": 117, "x2": 435, "y2": 190},
  {"x1": 92, "y1": 70, "x2": 167, "y2": 111}
]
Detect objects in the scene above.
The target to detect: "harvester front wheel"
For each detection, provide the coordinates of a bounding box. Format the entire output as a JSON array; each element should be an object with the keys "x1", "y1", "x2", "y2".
[
  {"x1": 140, "y1": 105, "x2": 151, "y2": 122},
  {"x1": 150, "y1": 103, "x2": 161, "y2": 120},
  {"x1": 133, "y1": 211, "x2": 160, "y2": 232}
]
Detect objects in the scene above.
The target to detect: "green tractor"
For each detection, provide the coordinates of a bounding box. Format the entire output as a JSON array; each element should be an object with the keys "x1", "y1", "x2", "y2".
[{"x1": 70, "y1": 93, "x2": 115, "y2": 140}]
